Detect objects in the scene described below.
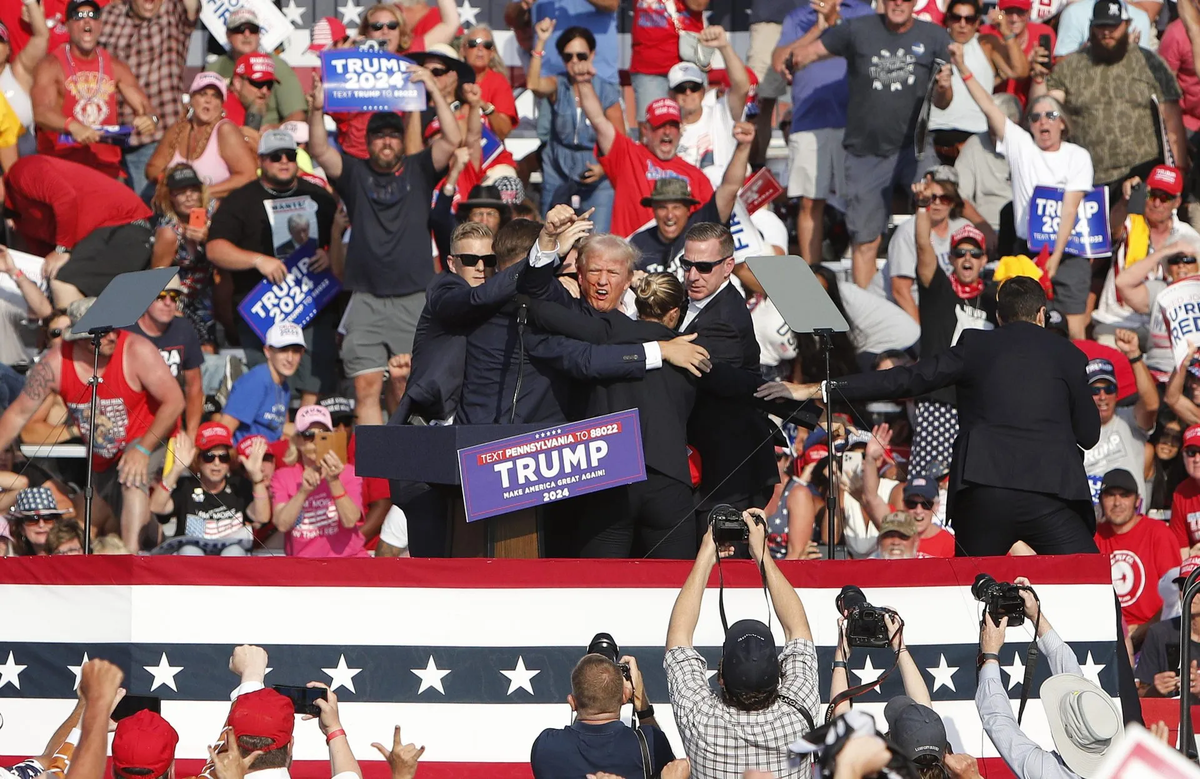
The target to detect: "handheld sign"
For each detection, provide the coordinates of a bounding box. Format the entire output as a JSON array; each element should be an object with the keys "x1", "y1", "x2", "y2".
[
  {"x1": 457, "y1": 410, "x2": 647, "y2": 522},
  {"x1": 1027, "y1": 185, "x2": 1111, "y2": 258},
  {"x1": 321, "y1": 49, "x2": 426, "y2": 113},
  {"x1": 57, "y1": 125, "x2": 133, "y2": 146},
  {"x1": 738, "y1": 167, "x2": 785, "y2": 216},
  {"x1": 1155, "y1": 275, "x2": 1200, "y2": 369},
  {"x1": 200, "y1": 0, "x2": 291, "y2": 55},
  {"x1": 237, "y1": 239, "x2": 342, "y2": 342}
]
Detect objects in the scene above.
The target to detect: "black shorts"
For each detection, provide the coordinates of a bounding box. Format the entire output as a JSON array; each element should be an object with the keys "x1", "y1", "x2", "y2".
[{"x1": 56, "y1": 222, "x2": 152, "y2": 297}]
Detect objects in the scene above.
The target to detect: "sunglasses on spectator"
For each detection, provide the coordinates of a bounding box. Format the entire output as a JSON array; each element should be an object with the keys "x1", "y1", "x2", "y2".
[
  {"x1": 264, "y1": 150, "x2": 297, "y2": 163},
  {"x1": 369, "y1": 20, "x2": 399, "y2": 30},
  {"x1": 248, "y1": 78, "x2": 275, "y2": 91},
  {"x1": 157, "y1": 289, "x2": 182, "y2": 303},
  {"x1": 428, "y1": 67, "x2": 449, "y2": 77},
  {"x1": 681, "y1": 256, "x2": 732, "y2": 274},
  {"x1": 563, "y1": 52, "x2": 590, "y2": 62},
  {"x1": 904, "y1": 498, "x2": 934, "y2": 510},
  {"x1": 22, "y1": 515, "x2": 59, "y2": 525},
  {"x1": 951, "y1": 246, "x2": 985, "y2": 259},
  {"x1": 928, "y1": 193, "x2": 954, "y2": 205},
  {"x1": 230, "y1": 24, "x2": 260, "y2": 34},
  {"x1": 1168, "y1": 255, "x2": 1198, "y2": 265},
  {"x1": 1185, "y1": 447, "x2": 1200, "y2": 459},
  {"x1": 1090, "y1": 383, "x2": 1117, "y2": 396},
  {"x1": 1158, "y1": 432, "x2": 1183, "y2": 445},
  {"x1": 71, "y1": 9, "x2": 97, "y2": 19},
  {"x1": 1149, "y1": 189, "x2": 1178, "y2": 203},
  {"x1": 299, "y1": 430, "x2": 321, "y2": 440},
  {"x1": 673, "y1": 82, "x2": 704, "y2": 94},
  {"x1": 946, "y1": 12, "x2": 978, "y2": 22},
  {"x1": 467, "y1": 38, "x2": 495, "y2": 49},
  {"x1": 1028, "y1": 110, "x2": 1060, "y2": 123},
  {"x1": 455, "y1": 253, "x2": 498, "y2": 268},
  {"x1": 200, "y1": 451, "x2": 232, "y2": 463}
]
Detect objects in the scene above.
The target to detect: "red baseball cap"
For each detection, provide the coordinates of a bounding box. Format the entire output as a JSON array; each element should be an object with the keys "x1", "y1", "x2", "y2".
[
  {"x1": 1185, "y1": 424, "x2": 1200, "y2": 449},
  {"x1": 1176, "y1": 555, "x2": 1200, "y2": 584},
  {"x1": 112, "y1": 711, "x2": 179, "y2": 779},
  {"x1": 801, "y1": 444, "x2": 829, "y2": 467},
  {"x1": 234, "y1": 53, "x2": 278, "y2": 82},
  {"x1": 308, "y1": 16, "x2": 347, "y2": 53},
  {"x1": 1147, "y1": 165, "x2": 1184, "y2": 197},
  {"x1": 424, "y1": 118, "x2": 442, "y2": 141},
  {"x1": 951, "y1": 224, "x2": 986, "y2": 248},
  {"x1": 236, "y1": 435, "x2": 289, "y2": 461},
  {"x1": 196, "y1": 422, "x2": 233, "y2": 451},
  {"x1": 228, "y1": 689, "x2": 294, "y2": 751},
  {"x1": 645, "y1": 98, "x2": 682, "y2": 128}
]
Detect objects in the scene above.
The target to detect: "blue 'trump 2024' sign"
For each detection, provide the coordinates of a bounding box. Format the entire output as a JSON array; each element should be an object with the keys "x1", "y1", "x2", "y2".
[
  {"x1": 1026, "y1": 185, "x2": 1111, "y2": 259},
  {"x1": 457, "y1": 410, "x2": 647, "y2": 522},
  {"x1": 236, "y1": 240, "x2": 341, "y2": 341},
  {"x1": 321, "y1": 48, "x2": 426, "y2": 113}
]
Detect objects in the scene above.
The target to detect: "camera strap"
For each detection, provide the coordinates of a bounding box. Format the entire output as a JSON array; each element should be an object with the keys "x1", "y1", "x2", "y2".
[
  {"x1": 635, "y1": 726, "x2": 653, "y2": 779},
  {"x1": 1016, "y1": 609, "x2": 1042, "y2": 725},
  {"x1": 715, "y1": 539, "x2": 772, "y2": 634}
]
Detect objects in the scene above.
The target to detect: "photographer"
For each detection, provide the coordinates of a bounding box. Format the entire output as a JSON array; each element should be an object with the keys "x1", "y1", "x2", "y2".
[
  {"x1": 665, "y1": 508, "x2": 819, "y2": 778},
  {"x1": 977, "y1": 577, "x2": 1122, "y2": 779},
  {"x1": 830, "y1": 612, "x2": 932, "y2": 720},
  {"x1": 531, "y1": 652, "x2": 675, "y2": 777}
]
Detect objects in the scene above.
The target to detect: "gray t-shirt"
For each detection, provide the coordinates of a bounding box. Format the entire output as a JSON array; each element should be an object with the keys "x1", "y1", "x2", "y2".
[
  {"x1": 870, "y1": 216, "x2": 971, "y2": 304},
  {"x1": 839, "y1": 281, "x2": 921, "y2": 354},
  {"x1": 820, "y1": 15, "x2": 951, "y2": 156},
  {"x1": 1083, "y1": 406, "x2": 1150, "y2": 507},
  {"x1": 955, "y1": 132, "x2": 1012, "y2": 231}
]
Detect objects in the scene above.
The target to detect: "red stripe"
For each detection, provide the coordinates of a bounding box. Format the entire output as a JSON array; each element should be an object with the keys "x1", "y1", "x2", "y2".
[{"x1": 0, "y1": 555, "x2": 1110, "y2": 588}]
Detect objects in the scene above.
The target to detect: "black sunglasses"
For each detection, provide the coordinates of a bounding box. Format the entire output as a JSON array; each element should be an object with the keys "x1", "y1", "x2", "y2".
[
  {"x1": 229, "y1": 24, "x2": 259, "y2": 34},
  {"x1": 563, "y1": 52, "x2": 590, "y2": 62},
  {"x1": 673, "y1": 82, "x2": 704, "y2": 94},
  {"x1": 22, "y1": 515, "x2": 60, "y2": 525},
  {"x1": 951, "y1": 246, "x2": 985, "y2": 259},
  {"x1": 428, "y1": 67, "x2": 449, "y2": 77},
  {"x1": 300, "y1": 430, "x2": 320, "y2": 440},
  {"x1": 680, "y1": 255, "x2": 731, "y2": 274},
  {"x1": 201, "y1": 451, "x2": 232, "y2": 463},
  {"x1": 369, "y1": 20, "x2": 399, "y2": 30},
  {"x1": 467, "y1": 38, "x2": 494, "y2": 49},
  {"x1": 1090, "y1": 383, "x2": 1117, "y2": 396},
  {"x1": 455, "y1": 253, "x2": 498, "y2": 268},
  {"x1": 248, "y1": 78, "x2": 275, "y2": 91},
  {"x1": 946, "y1": 12, "x2": 978, "y2": 22},
  {"x1": 1186, "y1": 447, "x2": 1200, "y2": 458},
  {"x1": 904, "y1": 498, "x2": 934, "y2": 510},
  {"x1": 1168, "y1": 255, "x2": 1198, "y2": 265},
  {"x1": 264, "y1": 149, "x2": 297, "y2": 163}
]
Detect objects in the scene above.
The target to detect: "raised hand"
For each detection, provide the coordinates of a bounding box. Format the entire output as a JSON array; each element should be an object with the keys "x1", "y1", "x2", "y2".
[
  {"x1": 534, "y1": 16, "x2": 555, "y2": 43},
  {"x1": 698, "y1": 25, "x2": 727, "y2": 49},
  {"x1": 732, "y1": 121, "x2": 756, "y2": 146},
  {"x1": 461, "y1": 82, "x2": 483, "y2": 107},
  {"x1": 866, "y1": 423, "x2": 891, "y2": 463},
  {"x1": 372, "y1": 725, "x2": 425, "y2": 779},
  {"x1": 309, "y1": 74, "x2": 324, "y2": 111}
]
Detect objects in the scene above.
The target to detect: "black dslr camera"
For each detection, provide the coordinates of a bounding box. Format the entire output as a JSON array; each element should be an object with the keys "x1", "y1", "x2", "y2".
[
  {"x1": 587, "y1": 632, "x2": 631, "y2": 681},
  {"x1": 709, "y1": 504, "x2": 747, "y2": 545},
  {"x1": 836, "y1": 585, "x2": 891, "y2": 648},
  {"x1": 972, "y1": 573, "x2": 1027, "y2": 627}
]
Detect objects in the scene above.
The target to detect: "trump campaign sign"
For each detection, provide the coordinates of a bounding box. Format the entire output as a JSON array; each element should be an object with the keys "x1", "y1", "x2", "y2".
[
  {"x1": 1156, "y1": 275, "x2": 1200, "y2": 368},
  {"x1": 458, "y1": 410, "x2": 646, "y2": 522},
  {"x1": 1027, "y1": 186, "x2": 1112, "y2": 259},
  {"x1": 237, "y1": 240, "x2": 341, "y2": 341},
  {"x1": 321, "y1": 47, "x2": 426, "y2": 113}
]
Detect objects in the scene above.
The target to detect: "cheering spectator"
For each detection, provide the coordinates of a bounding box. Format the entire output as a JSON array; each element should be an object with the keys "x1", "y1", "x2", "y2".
[
  {"x1": 1094, "y1": 467, "x2": 1181, "y2": 646},
  {"x1": 7, "y1": 485, "x2": 68, "y2": 555},
  {"x1": 871, "y1": 166, "x2": 974, "y2": 323},
  {"x1": 207, "y1": 129, "x2": 339, "y2": 405},
  {"x1": 1170, "y1": 425, "x2": 1200, "y2": 557},
  {"x1": 308, "y1": 66, "x2": 458, "y2": 427},
  {"x1": 0, "y1": 1, "x2": 49, "y2": 141},
  {"x1": 272, "y1": 404, "x2": 367, "y2": 558},
  {"x1": 665, "y1": 510, "x2": 818, "y2": 777},
  {"x1": 981, "y1": 0, "x2": 1055, "y2": 105},
  {"x1": 1036, "y1": 0, "x2": 1185, "y2": 190},
  {"x1": 1083, "y1": 343, "x2": 1158, "y2": 506},
  {"x1": 215, "y1": 322, "x2": 305, "y2": 444},
  {"x1": 204, "y1": 9, "x2": 306, "y2": 128},
  {"x1": 669, "y1": 27, "x2": 750, "y2": 179},
  {"x1": 763, "y1": 445, "x2": 814, "y2": 560},
  {"x1": 578, "y1": 73, "x2": 713, "y2": 238},
  {"x1": 222, "y1": 53, "x2": 283, "y2": 143},
  {"x1": 411, "y1": 44, "x2": 474, "y2": 130},
  {"x1": 525, "y1": 21, "x2": 623, "y2": 232},
  {"x1": 872, "y1": 512, "x2": 928, "y2": 559},
  {"x1": 773, "y1": 0, "x2": 872, "y2": 265},
  {"x1": 124, "y1": 275, "x2": 203, "y2": 440},
  {"x1": 1136, "y1": 557, "x2": 1200, "y2": 697},
  {"x1": 525, "y1": 0, "x2": 619, "y2": 86},
  {"x1": 628, "y1": 0, "x2": 708, "y2": 122},
  {"x1": 862, "y1": 461, "x2": 956, "y2": 556},
  {"x1": 5, "y1": 154, "x2": 153, "y2": 307},
  {"x1": 1054, "y1": 0, "x2": 1155, "y2": 57},
  {"x1": 1097, "y1": 166, "x2": 1196, "y2": 342},
  {"x1": 31, "y1": 0, "x2": 156, "y2": 179},
  {"x1": 1147, "y1": 412, "x2": 1186, "y2": 513},
  {"x1": 145, "y1": 73, "x2": 257, "y2": 197},
  {"x1": 97, "y1": 0, "x2": 198, "y2": 198},
  {"x1": 1118, "y1": 245, "x2": 1200, "y2": 383},
  {"x1": 953, "y1": 42, "x2": 1094, "y2": 338},
  {"x1": 955, "y1": 93, "x2": 1020, "y2": 237},
  {"x1": 151, "y1": 424, "x2": 268, "y2": 555},
  {"x1": 149, "y1": 164, "x2": 218, "y2": 348},
  {"x1": 783, "y1": 0, "x2": 952, "y2": 288},
  {"x1": 0, "y1": 298, "x2": 184, "y2": 552},
  {"x1": 459, "y1": 24, "x2": 516, "y2": 141}
]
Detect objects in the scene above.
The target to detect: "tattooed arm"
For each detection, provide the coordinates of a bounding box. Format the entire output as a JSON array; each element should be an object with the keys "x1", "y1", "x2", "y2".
[{"x1": 0, "y1": 349, "x2": 63, "y2": 452}]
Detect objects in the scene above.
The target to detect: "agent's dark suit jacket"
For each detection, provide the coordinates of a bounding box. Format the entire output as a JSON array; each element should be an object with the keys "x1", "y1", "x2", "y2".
[{"x1": 834, "y1": 321, "x2": 1101, "y2": 516}]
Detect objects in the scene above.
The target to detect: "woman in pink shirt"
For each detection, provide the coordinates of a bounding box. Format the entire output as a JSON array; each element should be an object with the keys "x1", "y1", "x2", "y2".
[{"x1": 271, "y1": 405, "x2": 367, "y2": 557}]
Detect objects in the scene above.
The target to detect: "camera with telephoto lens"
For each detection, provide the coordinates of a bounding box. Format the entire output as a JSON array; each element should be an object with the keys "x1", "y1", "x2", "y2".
[
  {"x1": 587, "y1": 632, "x2": 631, "y2": 681},
  {"x1": 972, "y1": 573, "x2": 1026, "y2": 627},
  {"x1": 836, "y1": 585, "x2": 891, "y2": 648},
  {"x1": 709, "y1": 503, "x2": 748, "y2": 545}
]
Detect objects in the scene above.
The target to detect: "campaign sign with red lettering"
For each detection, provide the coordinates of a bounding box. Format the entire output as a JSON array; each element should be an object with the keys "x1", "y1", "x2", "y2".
[{"x1": 458, "y1": 410, "x2": 646, "y2": 522}]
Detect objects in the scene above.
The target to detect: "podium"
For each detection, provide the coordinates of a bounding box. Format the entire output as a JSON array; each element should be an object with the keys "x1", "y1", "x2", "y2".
[{"x1": 355, "y1": 423, "x2": 546, "y2": 558}]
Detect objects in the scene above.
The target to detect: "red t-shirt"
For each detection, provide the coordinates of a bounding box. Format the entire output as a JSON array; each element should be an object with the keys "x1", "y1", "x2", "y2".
[
  {"x1": 912, "y1": 0, "x2": 946, "y2": 25},
  {"x1": 1171, "y1": 478, "x2": 1200, "y2": 548},
  {"x1": 919, "y1": 528, "x2": 956, "y2": 558},
  {"x1": 1096, "y1": 516, "x2": 1182, "y2": 625},
  {"x1": 598, "y1": 132, "x2": 714, "y2": 238},
  {"x1": 411, "y1": 7, "x2": 441, "y2": 37},
  {"x1": 1160, "y1": 19, "x2": 1200, "y2": 132},
  {"x1": 477, "y1": 69, "x2": 518, "y2": 125},
  {"x1": 980, "y1": 22, "x2": 1056, "y2": 106},
  {"x1": 0, "y1": 0, "x2": 83, "y2": 57},
  {"x1": 630, "y1": 0, "x2": 702, "y2": 76}
]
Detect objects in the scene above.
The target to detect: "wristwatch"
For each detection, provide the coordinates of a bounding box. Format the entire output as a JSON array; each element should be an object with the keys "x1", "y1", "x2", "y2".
[
  {"x1": 54, "y1": 245, "x2": 71, "y2": 254},
  {"x1": 482, "y1": 103, "x2": 496, "y2": 116},
  {"x1": 635, "y1": 704, "x2": 655, "y2": 720}
]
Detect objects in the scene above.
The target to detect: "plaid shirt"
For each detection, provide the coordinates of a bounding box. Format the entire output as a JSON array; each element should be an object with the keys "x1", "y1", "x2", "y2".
[
  {"x1": 97, "y1": 0, "x2": 196, "y2": 146},
  {"x1": 665, "y1": 639, "x2": 819, "y2": 779}
]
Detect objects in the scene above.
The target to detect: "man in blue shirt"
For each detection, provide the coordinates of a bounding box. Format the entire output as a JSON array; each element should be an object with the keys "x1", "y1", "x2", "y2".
[
  {"x1": 217, "y1": 322, "x2": 304, "y2": 443},
  {"x1": 774, "y1": 0, "x2": 873, "y2": 265}
]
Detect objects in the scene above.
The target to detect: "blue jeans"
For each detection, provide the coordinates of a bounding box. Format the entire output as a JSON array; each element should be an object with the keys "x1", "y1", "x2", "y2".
[
  {"x1": 0, "y1": 363, "x2": 24, "y2": 413},
  {"x1": 630, "y1": 73, "x2": 670, "y2": 123},
  {"x1": 121, "y1": 142, "x2": 158, "y2": 204}
]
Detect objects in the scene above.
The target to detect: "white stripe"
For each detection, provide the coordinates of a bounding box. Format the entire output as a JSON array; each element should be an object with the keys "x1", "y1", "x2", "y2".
[{"x1": 8, "y1": 583, "x2": 1117, "y2": 647}]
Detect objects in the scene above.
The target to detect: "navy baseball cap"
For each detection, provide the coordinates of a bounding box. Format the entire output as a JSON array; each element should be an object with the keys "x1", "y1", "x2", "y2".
[
  {"x1": 903, "y1": 476, "x2": 938, "y2": 502},
  {"x1": 1086, "y1": 358, "x2": 1117, "y2": 386},
  {"x1": 885, "y1": 695, "x2": 948, "y2": 762},
  {"x1": 721, "y1": 619, "x2": 779, "y2": 696}
]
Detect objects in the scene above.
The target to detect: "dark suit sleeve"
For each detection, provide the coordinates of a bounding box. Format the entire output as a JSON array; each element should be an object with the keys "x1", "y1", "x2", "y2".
[
  {"x1": 1068, "y1": 349, "x2": 1102, "y2": 449},
  {"x1": 516, "y1": 251, "x2": 575, "y2": 307},
  {"x1": 835, "y1": 343, "x2": 967, "y2": 401},
  {"x1": 525, "y1": 332, "x2": 648, "y2": 381},
  {"x1": 526, "y1": 298, "x2": 669, "y2": 344},
  {"x1": 427, "y1": 259, "x2": 528, "y2": 327},
  {"x1": 692, "y1": 318, "x2": 747, "y2": 364},
  {"x1": 429, "y1": 193, "x2": 455, "y2": 263}
]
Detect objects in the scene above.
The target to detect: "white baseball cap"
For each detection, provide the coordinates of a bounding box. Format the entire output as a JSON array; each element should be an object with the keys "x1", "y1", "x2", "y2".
[
  {"x1": 668, "y1": 61, "x2": 706, "y2": 90},
  {"x1": 264, "y1": 321, "x2": 305, "y2": 349}
]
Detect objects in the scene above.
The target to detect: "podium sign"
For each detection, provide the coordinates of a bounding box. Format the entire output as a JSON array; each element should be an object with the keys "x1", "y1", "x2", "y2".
[{"x1": 457, "y1": 410, "x2": 646, "y2": 522}]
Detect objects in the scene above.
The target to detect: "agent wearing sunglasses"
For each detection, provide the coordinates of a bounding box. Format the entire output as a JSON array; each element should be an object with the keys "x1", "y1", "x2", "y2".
[
  {"x1": 1083, "y1": 355, "x2": 1157, "y2": 510},
  {"x1": 125, "y1": 275, "x2": 204, "y2": 441},
  {"x1": 151, "y1": 422, "x2": 269, "y2": 556},
  {"x1": 203, "y1": 8, "x2": 306, "y2": 127},
  {"x1": 458, "y1": 25, "x2": 517, "y2": 140}
]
